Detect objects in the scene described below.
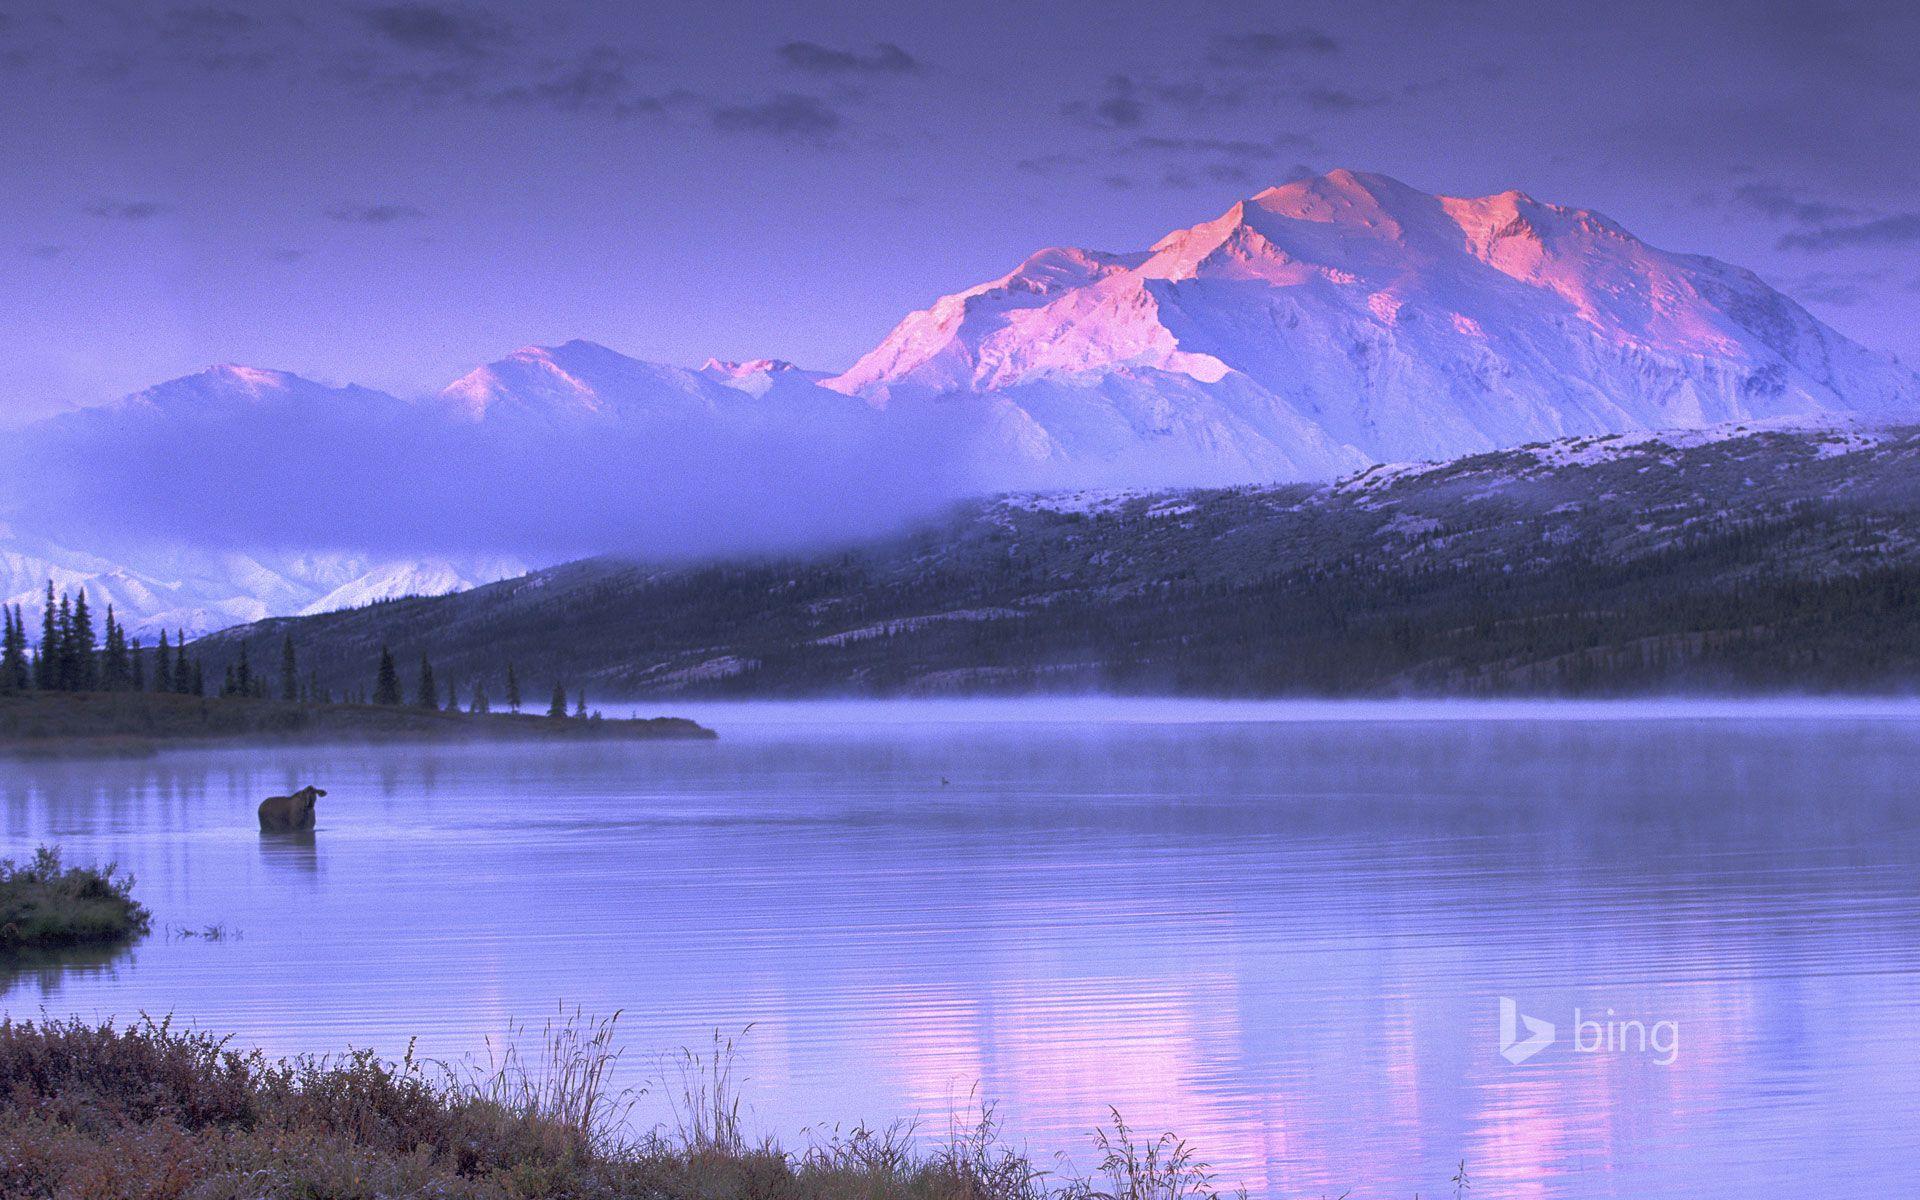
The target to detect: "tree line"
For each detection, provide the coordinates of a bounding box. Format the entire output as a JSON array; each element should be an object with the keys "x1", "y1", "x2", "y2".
[
  {"x1": 1, "y1": 588, "x2": 599, "y2": 720},
  {"x1": 0, "y1": 584, "x2": 205, "y2": 697},
  {"x1": 367, "y1": 644, "x2": 593, "y2": 718}
]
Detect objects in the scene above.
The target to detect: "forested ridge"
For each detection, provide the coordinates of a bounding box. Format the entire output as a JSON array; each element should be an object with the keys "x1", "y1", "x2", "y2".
[{"x1": 194, "y1": 424, "x2": 1920, "y2": 698}]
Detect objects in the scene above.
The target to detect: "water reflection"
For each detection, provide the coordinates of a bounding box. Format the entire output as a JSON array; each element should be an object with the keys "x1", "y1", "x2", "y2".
[
  {"x1": 0, "y1": 940, "x2": 142, "y2": 1000},
  {"x1": 258, "y1": 827, "x2": 320, "y2": 876},
  {"x1": 1, "y1": 705, "x2": 1918, "y2": 1198}
]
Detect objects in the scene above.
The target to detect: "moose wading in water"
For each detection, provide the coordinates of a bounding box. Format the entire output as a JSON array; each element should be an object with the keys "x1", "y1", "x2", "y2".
[{"x1": 258, "y1": 786, "x2": 325, "y2": 831}]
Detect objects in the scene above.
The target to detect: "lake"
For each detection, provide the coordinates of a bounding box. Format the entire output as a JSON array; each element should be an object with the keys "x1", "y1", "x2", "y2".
[{"x1": 5, "y1": 699, "x2": 1919, "y2": 1198}]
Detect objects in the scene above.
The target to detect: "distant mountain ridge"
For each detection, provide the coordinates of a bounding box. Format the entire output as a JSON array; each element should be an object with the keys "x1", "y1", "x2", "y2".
[
  {"x1": 4, "y1": 169, "x2": 1917, "y2": 635},
  {"x1": 194, "y1": 420, "x2": 1920, "y2": 698}
]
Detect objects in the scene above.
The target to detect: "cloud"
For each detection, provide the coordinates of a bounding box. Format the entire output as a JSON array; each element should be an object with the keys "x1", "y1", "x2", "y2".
[
  {"x1": 1301, "y1": 86, "x2": 1379, "y2": 113},
  {"x1": 22, "y1": 244, "x2": 66, "y2": 259},
  {"x1": 1206, "y1": 28, "x2": 1340, "y2": 67},
  {"x1": 777, "y1": 41, "x2": 919, "y2": 75},
  {"x1": 1779, "y1": 212, "x2": 1920, "y2": 251},
  {"x1": 485, "y1": 45, "x2": 668, "y2": 117},
  {"x1": 712, "y1": 93, "x2": 841, "y2": 142},
  {"x1": 1786, "y1": 270, "x2": 1878, "y2": 306},
  {"x1": 323, "y1": 203, "x2": 427, "y2": 224},
  {"x1": 1063, "y1": 74, "x2": 1148, "y2": 129},
  {"x1": 0, "y1": 369, "x2": 976, "y2": 563},
  {"x1": 1125, "y1": 133, "x2": 1315, "y2": 162},
  {"x1": 83, "y1": 199, "x2": 168, "y2": 221},
  {"x1": 159, "y1": 6, "x2": 258, "y2": 40},
  {"x1": 356, "y1": 3, "x2": 511, "y2": 57},
  {"x1": 1731, "y1": 182, "x2": 1863, "y2": 226},
  {"x1": 1015, "y1": 152, "x2": 1084, "y2": 176}
]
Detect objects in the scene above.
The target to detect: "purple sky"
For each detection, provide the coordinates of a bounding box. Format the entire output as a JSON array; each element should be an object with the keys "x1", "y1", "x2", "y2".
[{"x1": 3, "y1": 0, "x2": 1918, "y2": 422}]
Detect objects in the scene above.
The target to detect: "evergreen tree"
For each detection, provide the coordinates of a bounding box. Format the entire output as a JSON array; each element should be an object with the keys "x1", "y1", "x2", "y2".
[
  {"x1": 7, "y1": 605, "x2": 27, "y2": 692},
  {"x1": 35, "y1": 583, "x2": 56, "y2": 691},
  {"x1": 574, "y1": 690, "x2": 587, "y2": 718},
  {"x1": 130, "y1": 637, "x2": 145, "y2": 692},
  {"x1": 53, "y1": 593, "x2": 74, "y2": 690},
  {"x1": 235, "y1": 643, "x2": 252, "y2": 697},
  {"x1": 174, "y1": 632, "x2": 192, "y2": 695},
  {"x1": 280, "y1": 636, "x2": 298, "y2": 702},
  {"x1": 373, "y1": 646, "x2": 403, "y2": 705},
  {"x1": 446, "y1": 679, "x2": 460, "y2": 712},
  {"x1": 154, "y1": 630, "x2": 173, "y2": 693},
  {"x1": 307, "y1": 668, "x2": 322, "y2": 705},
  {"x1": 548, "y1": 682, "x2": 568, "y2": 718},
  {"x1": 103, "y1": 607, "x2": 130, "y2": 690},
  {"x1": 470, "y1": 680, "x2": 490, "y2": 714},
  {"x1": 69, "y1": 590, "x2": 95, "y2": 691},
  {"x1": 415, "y1": 654, "x2": 438, "y2": 709},
  {"x1": 505, "y1": 663, "x2": 521, "y2": 713},
  {"x1": 0, "y1": 607, "x2": 19, "y2": 694},
  {"x1": 222, "y1": 664, "x2": 237, "y2": 697}
]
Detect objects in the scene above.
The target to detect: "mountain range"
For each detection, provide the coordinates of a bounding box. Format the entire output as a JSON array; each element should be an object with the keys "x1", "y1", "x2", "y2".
[
  {"x1": 196, "y1": 419, "x2": 1920, "y2": 698},
  {"x1": 4, "y1": 169, "x2": 1916, "y2": 637}
]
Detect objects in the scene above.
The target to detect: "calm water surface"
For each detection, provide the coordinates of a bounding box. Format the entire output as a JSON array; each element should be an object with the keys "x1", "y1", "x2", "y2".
[{"x1": 5, "y1": 700, "x2": 1919, "y2": 1198}]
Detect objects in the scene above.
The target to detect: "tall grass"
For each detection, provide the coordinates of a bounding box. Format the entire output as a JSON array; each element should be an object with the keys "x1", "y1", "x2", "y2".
[
  {"x1": 460, "y1": 1005, "x2": 634, "y2": 1155},
  {"x1": 0, "y1": 1013, "x2": 1377, "y2": 1199}
]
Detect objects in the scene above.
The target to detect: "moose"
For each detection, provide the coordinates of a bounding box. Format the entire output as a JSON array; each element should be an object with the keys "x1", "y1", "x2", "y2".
[{"x1": 258, "y1": 785, "x2": 326, "y2": 831}]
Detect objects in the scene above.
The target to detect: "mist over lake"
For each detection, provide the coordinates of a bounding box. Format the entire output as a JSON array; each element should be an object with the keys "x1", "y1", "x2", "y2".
[{"x1": 7, "y1": 700, "x2": 1918, "y2": 1198}]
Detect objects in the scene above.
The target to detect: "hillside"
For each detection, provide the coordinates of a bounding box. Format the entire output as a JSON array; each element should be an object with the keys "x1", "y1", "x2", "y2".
[{"x1": 194, "y1": 421, "x2": 1920, "y2": 699}]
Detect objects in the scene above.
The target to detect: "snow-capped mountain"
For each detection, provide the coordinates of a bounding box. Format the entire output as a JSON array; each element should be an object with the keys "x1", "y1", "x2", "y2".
[
  {"x1": 6, "y1": 168, "x2": 1919, "y2": 641},
  {"x1": 437, "y1": 340, "x2": 855, "y2": 422},
  {"x1": 0, "y1": 523, "x2": 524, "y2": 639},
  {"x1": 826, "y1": 169, "x2": 1919, "y2": 479}
]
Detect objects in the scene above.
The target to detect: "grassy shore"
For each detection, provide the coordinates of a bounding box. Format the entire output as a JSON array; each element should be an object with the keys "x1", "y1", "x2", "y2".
[
  {"x1": 0, "y1": 691, "x2": 715, "y2": 757},
  {"x1": 0, "y1": 1015, "x2": 1243, "y2": 1200},
  {"x1": 0, "y1": 848, "x2": 151, "y2": 954}
]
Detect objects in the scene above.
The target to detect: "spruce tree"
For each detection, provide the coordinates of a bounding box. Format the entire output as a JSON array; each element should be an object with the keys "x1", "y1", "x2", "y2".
[
  {"x1": 53, "y1": 593, "x2": 74, "y2": 690},
  {"x1": 130, "y1": 637, "x2": 145, "y2": 692},
  {"x1": 235, "y1": 643, "x2": 252, "y2": 697},
  {"x1": 35, "y1": 583, "x2": 57, "y2": 691},
  {"x1": 5, "y1": 606, "x2": 25, "y2": 692},
  {"x1": 154, "y1": 630, "x2": 173, "y2": 693},
  {"x1": 280, "y1": 636, "x2": 298, "y2": 702},
  {"x1": 548, "y1": 682, "x2": 568, "y2": 718},
  {"x1": 505, "y1": 663, "x2": 521, "y2": 713},
  {"x1": 446, "y1": 679, "x2": 460, "y2": 712},
  {"x1": 0, "y1": 607, "x2": 17, "y2": 694},
  {"x1": 103, "y1": 606, "x2": 130, "y2": 690},
  {"x1": 416, "y1": 654, "x2": 438, "y2": 709},
  {"x1": 470, "y1": 680, "x2": 489, "y2": 714},
  {"x1": 69, "y1": 590, "x2": 95, "y2": 691},
  {"x1": 174, "y1": 632, "x2": 192, "y2": 695},
  {"x1": 373, "y1": 646, "x2": 402, "y2": 705},
  {"x1": 574, "y1": 690, "x2": 587, "y2": 718}
]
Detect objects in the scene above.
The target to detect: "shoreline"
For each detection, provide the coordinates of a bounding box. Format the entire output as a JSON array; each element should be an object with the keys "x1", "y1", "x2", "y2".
[
  {"x1": 0, "y1": 692, "x2": 716, "y2": 759},
  {"x1": 616, "y1": 692, "x2": 1920, "y2": 727}
]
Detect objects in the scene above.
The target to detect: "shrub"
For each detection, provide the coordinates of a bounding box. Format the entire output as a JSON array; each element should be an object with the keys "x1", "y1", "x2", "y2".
[{"x1": 0, "y1": 846, "x2": 151, "y2": 952}]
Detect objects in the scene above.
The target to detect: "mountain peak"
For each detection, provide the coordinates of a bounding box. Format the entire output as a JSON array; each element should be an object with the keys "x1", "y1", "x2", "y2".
[
  {"x1": 701, "y1": 356, "x2": 801, "y2": 377},
  {"x1": 826, "y1": 170, "x2": 1919, "y2": 469}
]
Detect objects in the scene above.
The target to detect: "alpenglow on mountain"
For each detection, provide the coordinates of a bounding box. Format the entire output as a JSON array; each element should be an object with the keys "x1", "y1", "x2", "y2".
[
  {"x1": 3, "y1": 169, "x2": 1916, "y2": 635},
  {"x1": 824, "y1": 169, "x2": 1917, "y2": 482}
]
